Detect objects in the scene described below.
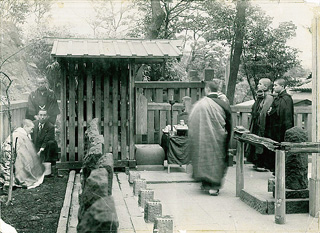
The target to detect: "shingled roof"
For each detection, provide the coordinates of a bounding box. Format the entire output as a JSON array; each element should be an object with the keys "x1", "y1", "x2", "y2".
[{"x1": 51, "y1": 39, "x2": 183, "y2": 59}]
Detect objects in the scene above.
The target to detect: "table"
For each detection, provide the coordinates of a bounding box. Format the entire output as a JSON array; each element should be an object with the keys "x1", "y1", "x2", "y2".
[{"x1": 160, "y1": 133, "x2": 190, "y2": 173}]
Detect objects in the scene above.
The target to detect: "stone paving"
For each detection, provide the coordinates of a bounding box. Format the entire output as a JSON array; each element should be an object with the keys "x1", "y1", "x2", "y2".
[{"x1": 114, "y1": 164, "x2": 320, "y2": 233}]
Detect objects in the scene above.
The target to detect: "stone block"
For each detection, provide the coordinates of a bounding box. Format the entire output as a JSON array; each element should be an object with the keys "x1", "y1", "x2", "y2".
[
  {"x1": 284, "y1": 127, "x2": 308, "y2": 190},
  {"x1": 154, "y1": 215, "x2": 174, "y2": 233},
  {"x1": 144, "y1": 200, "x2": 162, "y2": 223},
  {"x1": 138, "y1": 189, "x2": 154, "y2": 209},
  {"x1": 129, "y1": 171, "x2": 140, "y2": 184},
  {"x1": 135, "y1": 144, "x2": 165, "y2": 165},
  {"x1": 79, "y1": 168, "x2": 109, "y2": 220},
  {"x1": 77, "y1": 196, "x2": 119, "y2": 233},
  {"x1": 95, "y1": 153, "x2": 114, "y2": 195},
  {"x1": 133, "y1": 178, "x2": 147, "y2": 196}
]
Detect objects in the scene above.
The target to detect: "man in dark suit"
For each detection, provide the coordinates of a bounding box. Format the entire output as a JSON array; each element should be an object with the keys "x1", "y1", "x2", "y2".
[{"x1": 32, "y1": 109, "x2": 62, "y2": 177}]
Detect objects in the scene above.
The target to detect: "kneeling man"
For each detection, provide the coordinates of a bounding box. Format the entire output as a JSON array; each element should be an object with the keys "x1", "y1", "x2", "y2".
[{"x1": 32, "y1": 109, "x2": 62, "y2": 177}]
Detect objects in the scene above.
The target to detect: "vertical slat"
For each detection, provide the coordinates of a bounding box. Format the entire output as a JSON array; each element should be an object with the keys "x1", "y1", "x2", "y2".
[
  {"x1": 275, "y1": 149, "x2": 286, "y2": 224},
  {"x1": 129, "y1": 63, "x2": 135, "y2": 160},
  {"x1": 145, "y1": 89, "x2": 152, "y2": 102},
  {"x1": 241, "y1": 113, "x2": 249, "y2": 129},
  {"x1": 306, "y1": 114, "x2": 312, "y2": 141},
  {"x1": 135, "y1": 90, "x2": 147, "y2": 144},
  {"x1": 104, "y1": 66, "x2": 110, "y2": 153},
  {"x1": 179, "y1": 89, "x2": 186, "y2": 102},
  {"x1": 69, "y1": 62, "x2": 76, "y2": 162},
  {"x1": 95, "y1": 68, "x2": 102, "y2": 132},
  {"x1": 120, "y1": 64, "x2": 128, "y2": 160},
  {"x1": 112, "y1": 68, "x2": 119, "y2": 160},
  {"x1": 190, "y1": 88, "x2": 197, "y2": 104},
  {"x1": 154, "y1": 88, "x2": 163, "y2": 143},
  {"x1": 296, "y1": 113, "x2": 303, "y2": 128},
  {"x1": 86, "y1": 63, "x2": 93, "y2": 124},
  {"x1": 168, "y1": 88, "x2": 174, "y2": 102},
  {"x1": 60, "y1": 61, "x2": 67, "y2": 162},
  {"x1": 159, "y1": 110, "x2": 167, "y2": 142},
  {"x1": 236, "y1": 141, "x2": 244, "y2": 197},
  {"x1": 147, "y1": 110, "x2": 155, "y2": 143},
  {"x1": 77, "y1": 62, "x2": 84, "y2": 162},
  {"x1": 173, "y1": 111, "x2": 178, "y2": 125}
]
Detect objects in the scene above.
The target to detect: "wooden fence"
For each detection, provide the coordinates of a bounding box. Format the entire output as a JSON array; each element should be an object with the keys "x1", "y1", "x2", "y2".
[
  {"x1": 230, "y1": 104, "x2": 312, "y2": 148},
  {"x1": 135, "y1": 81, "x2": 205, "y2": 144},
  {"x1": 0, "y1": 100, "x2": 28, "y2": 144}
]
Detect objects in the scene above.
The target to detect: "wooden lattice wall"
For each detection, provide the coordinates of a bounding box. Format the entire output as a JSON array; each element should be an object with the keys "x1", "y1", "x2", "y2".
[{"x1": 58, "y1": 59, "x2": 135, "y2": 169}]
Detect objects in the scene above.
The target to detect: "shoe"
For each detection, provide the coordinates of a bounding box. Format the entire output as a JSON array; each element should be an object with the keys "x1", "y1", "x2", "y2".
[{"x1": 208, "y1": 189, "x2": 219, "y2": 196}]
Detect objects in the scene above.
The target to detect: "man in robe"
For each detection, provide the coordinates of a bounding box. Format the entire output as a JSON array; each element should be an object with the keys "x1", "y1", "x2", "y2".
[
  {"x1": 32, "y1": 109, "x2": 62, "y2": 177},
  {"x1": 188, "y1": 79, "x2": 232, "y2": 196},
  {"x1": 26, "y1": 77, "x2": 60, "y2": 125},
  {"x1": 264, "y1": 78, "x2": 294, "y2": 173},
  {"x1": 0, "y1": 119, "x2": 45, "y2": 189},
  {"x1": 247, "y1": 78, "x2": 273, "y2": 171}
]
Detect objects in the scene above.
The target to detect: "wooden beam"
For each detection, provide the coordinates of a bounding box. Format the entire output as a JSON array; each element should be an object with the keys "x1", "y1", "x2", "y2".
[
  {"x1": 128, "y1": 63, "x2": 135, "y2": 160},
  {"x1": 135, "y1": 81, "x2": 205, "y2": 89},
  {"x1": 236, "y1": 141, "x2": 244, "y2": 197},
  {"x1": 60, "y1": 61, "x2": 67, "y2": 162},
  {"x1": 56, "y1": 161, "x2": 83, "y2": 170},
  {"x1": 275, "y1": 149, "x2": 286, "y2": 224},
  {"x1": 148, "y1": 103, "x2": 184, "y2": 111}
]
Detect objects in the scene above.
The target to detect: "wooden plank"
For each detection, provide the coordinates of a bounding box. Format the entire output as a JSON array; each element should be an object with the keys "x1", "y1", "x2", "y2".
[
  {"x1": 120, "y1": 64, "x2": 128, "y2": 160},
  {"x1": 306, "y1": 113, "x2": 312, "y2": 141},
  {"x1": 113, "y1": 68, "x2": 119, "y2": 160},
  {"x1": 179, "y1": 88, "x2": 186, "y2": 102},
  {"x1": 236, "y1": 141, "x2": 244, "y2": 197},
  {"x1": 95, "y1": 68, "x2": 102, "y2": 132},
  {"x1": 56, "y1": 170, "x2": 76, "y2": 233},
  {"x1": 159, "y1": 110, "x2": 167, "y2": 141},
  {"x1": 154, "y1": 88, "x2": 163, "y2": 143},
  {"x1": 108, "y1": 67, "x2": 114, "y2": 153},
  {"x1": 128, "y1": 64, "x2": 135, "y2": 160},
  {"x1": 60, "y1": 61, "x2": 67, "y2": 162},
  {"x1": 86, "y1": 63, "x2": 93, "y2": 124},
  {"x1": 77, "y1": 62, "x2": 84, "y2": 162},
  {"x1": 275, "y1": 149, "x2": 286, "y2": 224},
  {"x1": 104, "y1": 66, "x2": 110, "y2": 153},
  {"x1": 147, "y1": 111, "x2": 155, "y2": 143},
  {"x1": 148, "y1": 102, "x2": 184, "y2": 111},
  {"x1": 145, "y1": 89, "x2": 152, "y2": 102},
  {"x1": 136, "y1": 91, "x2": 148, "y2": 136},
  {"x1": 167, "y1": 88, "x2": 174, "y2": 102},
  {"x1": 173, "y1": 111, "x2": 178, "y2": 125},
  {"x1": 190, "y1": 88, "x2": 197, "y2": 104},
  {"x1": 68, "y1": 62, "x2": 76, "y2": 162},
  {"x1": 135, "y1": 81, "x2": 205, "y2": 89},
  {"x1": 56, "y1": 161, "x2": 83, "y2": 170},
  {"x1": 296, "y1": 113, "x2": 303, "y2": 128},
  {"x1": 241, "y1": 113, "x2": 249, "y2": 130}
]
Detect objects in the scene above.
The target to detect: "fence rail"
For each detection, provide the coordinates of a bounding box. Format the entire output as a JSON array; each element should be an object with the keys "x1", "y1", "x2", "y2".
[
  {"x1": 0, "y1": 100, "x2": 28, "y2": 144},
  {"x1": 233, "y1": 126, "x2": 320, "y2": 224}
]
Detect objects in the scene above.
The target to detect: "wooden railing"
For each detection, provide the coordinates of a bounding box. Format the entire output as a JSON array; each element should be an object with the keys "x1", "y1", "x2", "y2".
[
  {"x1": 0, "y1": 100, "x2": 28, "y2": 144},
  {"x1": 234, "y1": 126, "x2": 320, "y2": 224},
  {"x1": 230, "y1": 105, "x2": 312, "y2": 148},
  {"x1": 135, "y1": 81, "x2": 205, "y2": 144}
]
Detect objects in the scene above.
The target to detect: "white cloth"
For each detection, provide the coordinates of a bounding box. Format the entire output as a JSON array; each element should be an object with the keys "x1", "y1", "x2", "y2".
[{"x1": 0, "y1": 218, "x2": 18, "y2": 233}]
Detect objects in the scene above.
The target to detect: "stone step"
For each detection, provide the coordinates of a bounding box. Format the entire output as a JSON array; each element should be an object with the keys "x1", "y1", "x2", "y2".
[{"x1": 240, "y1": 189, "x2": 309, "y2": 215}]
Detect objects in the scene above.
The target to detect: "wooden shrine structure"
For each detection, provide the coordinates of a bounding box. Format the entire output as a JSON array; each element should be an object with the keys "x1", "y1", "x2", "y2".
[{"x1": 51, "y1": 39, "x2": 183, "y2": 169}]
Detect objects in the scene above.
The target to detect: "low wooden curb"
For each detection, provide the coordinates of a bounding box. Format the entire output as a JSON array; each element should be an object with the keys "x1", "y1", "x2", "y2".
[{"x1": 56, "y1": 170, "x2": 76, "y2": 233}]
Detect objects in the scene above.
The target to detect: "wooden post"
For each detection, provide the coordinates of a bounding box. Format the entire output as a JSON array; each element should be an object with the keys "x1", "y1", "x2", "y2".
[
  {"x1": 310, "y1": 14, "x2": 320, "y2": 218},
  {"x1": 236, "y1": 141, "x2": 244, "y2": 197},
  {"x1": 275, "y1": 149, "x2": 286, "y2": 224},
  {"x1": 60, "y1": 60, "x2": 67, "y2": 162}
]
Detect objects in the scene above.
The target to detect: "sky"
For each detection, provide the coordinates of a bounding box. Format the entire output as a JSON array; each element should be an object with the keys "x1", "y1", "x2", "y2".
[{"x1": 47, "y1": 0, "x2": 317, "y2": 70}]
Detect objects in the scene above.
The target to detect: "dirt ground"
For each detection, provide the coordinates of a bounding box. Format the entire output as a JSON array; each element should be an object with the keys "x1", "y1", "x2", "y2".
[{"x1": 0, "y1": 175, "x2": 68, "y2": 233}]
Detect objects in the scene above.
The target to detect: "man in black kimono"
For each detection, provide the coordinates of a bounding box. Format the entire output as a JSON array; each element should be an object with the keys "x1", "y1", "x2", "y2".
[
  {"x1": 26, "y1": 77, "x2": 60, "y2": 125},
  {"x1": 32, "y1": 109, "x2": 62, "y2": 177},
  {"x1": 264, "y1": 78, "x2": 294, "y2": 173}
]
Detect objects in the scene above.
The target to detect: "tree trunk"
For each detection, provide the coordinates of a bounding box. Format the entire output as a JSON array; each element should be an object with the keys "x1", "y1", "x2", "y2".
[
  {"x1": 147, "y1": 0, "x2": 165, "y2": 39},
  {"x1": 226, "y1": 0, "x2": 247, "y2": 105}
]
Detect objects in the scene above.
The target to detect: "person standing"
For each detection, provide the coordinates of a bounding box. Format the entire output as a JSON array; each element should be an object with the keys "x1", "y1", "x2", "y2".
[
  {"x1": 246, "y1": 78, "x2": 274, "y2": 171},
  {"x1": 188, "y1": 79, "x2": 232, "y2": 196},
  {"x1": 26, "y1": 77, "x2": 60, "y2": 125},
  {"x1": 32, "y1": 109, "x2": 62, "y2": 177},
  {"x1": 264, "y1": 78, "x2": 294, "y2": 173}
]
